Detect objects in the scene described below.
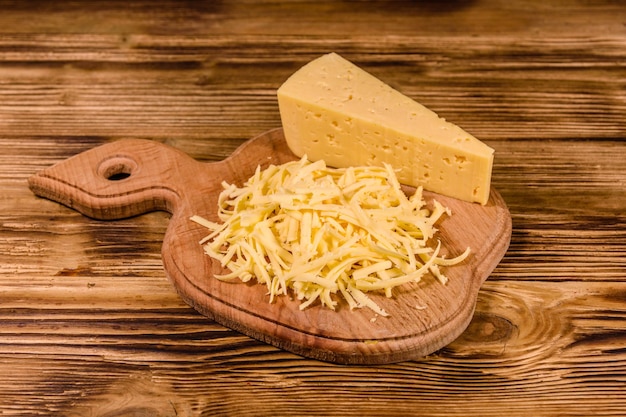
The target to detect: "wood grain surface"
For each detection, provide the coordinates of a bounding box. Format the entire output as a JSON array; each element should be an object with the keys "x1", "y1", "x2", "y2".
[{"x1": 1, "y1": 0, "x2": 625, "y2": 415}]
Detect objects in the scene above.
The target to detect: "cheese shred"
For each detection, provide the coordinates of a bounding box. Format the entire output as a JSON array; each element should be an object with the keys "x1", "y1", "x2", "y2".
[{"x1": 191, "y1": 156, "x2": 470, "y2": 317}]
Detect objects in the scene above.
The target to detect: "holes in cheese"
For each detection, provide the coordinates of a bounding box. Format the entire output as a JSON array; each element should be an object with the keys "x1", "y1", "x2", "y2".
[
  {"x1": 191, "y1": 156, "x2": 470, "y2": 317},
  {"x1": 277, "y1": 52, "x2": 494, "y2": 205}
]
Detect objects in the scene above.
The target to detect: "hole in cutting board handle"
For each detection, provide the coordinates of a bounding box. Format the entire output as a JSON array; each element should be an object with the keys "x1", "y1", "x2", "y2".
[{"x1": 97, "y1": 156, "x2": 138, "y2": 182}]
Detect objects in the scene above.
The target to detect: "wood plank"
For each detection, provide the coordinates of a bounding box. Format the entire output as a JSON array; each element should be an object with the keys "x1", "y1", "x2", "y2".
[
  {"x1": 0, "y1": 34, "x2": 623, "y2": 141},
  {"x1": 2, "y1": 281, "x2": 626, "y2": 415},
  {"x1": 0, "y1": 0, "x2": 623, "y2": 37}
]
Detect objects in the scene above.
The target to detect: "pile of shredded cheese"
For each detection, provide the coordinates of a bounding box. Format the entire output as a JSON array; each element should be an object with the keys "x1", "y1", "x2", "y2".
[{"x1": 191, "y1": 156, "x2": 470, "y2": 317}]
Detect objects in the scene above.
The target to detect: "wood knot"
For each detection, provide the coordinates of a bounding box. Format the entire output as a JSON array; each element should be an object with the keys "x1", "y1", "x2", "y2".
[{"x1": 460, "y1": 312, "x2": 515, "y2": 344}]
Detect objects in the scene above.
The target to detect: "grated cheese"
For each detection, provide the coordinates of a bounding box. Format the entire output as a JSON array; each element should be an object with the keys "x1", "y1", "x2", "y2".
[{"x1": 191, "y1": 156, "x2": 470, "y2": 316}]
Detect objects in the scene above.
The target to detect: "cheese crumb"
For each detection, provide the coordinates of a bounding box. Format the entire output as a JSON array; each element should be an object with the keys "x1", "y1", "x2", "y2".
[{"x1": 191, "y1": 156, "x2": 470, "y2": 316}]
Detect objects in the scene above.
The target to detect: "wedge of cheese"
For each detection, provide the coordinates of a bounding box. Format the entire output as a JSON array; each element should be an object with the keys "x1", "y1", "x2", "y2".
[{"x1": 277, "y1": 52, "x2": 494, "y2": 205}]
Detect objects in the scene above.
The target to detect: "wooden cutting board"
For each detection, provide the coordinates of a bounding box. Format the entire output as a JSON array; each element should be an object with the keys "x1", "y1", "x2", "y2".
[{"x1": 28, "y1": 128, "x2": 512, "y2": 364}]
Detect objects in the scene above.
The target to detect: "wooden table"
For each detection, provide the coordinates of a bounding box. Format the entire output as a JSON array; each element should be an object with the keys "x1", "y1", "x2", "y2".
[{"x1": 1, "y1": 1, "x2": 624, "y2": 415}]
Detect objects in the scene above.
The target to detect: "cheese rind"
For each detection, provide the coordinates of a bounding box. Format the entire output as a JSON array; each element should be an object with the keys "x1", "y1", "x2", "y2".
[{"x1": 277, "y1": 52, "x2": 494, "y2": 204}]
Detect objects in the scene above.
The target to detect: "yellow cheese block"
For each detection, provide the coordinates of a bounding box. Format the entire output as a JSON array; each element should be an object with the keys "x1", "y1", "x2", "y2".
[{"x1": 277, "y1": 52, "x2": 494, "y2": 205}]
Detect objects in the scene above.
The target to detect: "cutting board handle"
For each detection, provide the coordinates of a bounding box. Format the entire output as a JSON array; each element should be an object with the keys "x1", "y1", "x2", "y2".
[{"x1": 28, "y1": 139, "x2": 202, "y2": 220}]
